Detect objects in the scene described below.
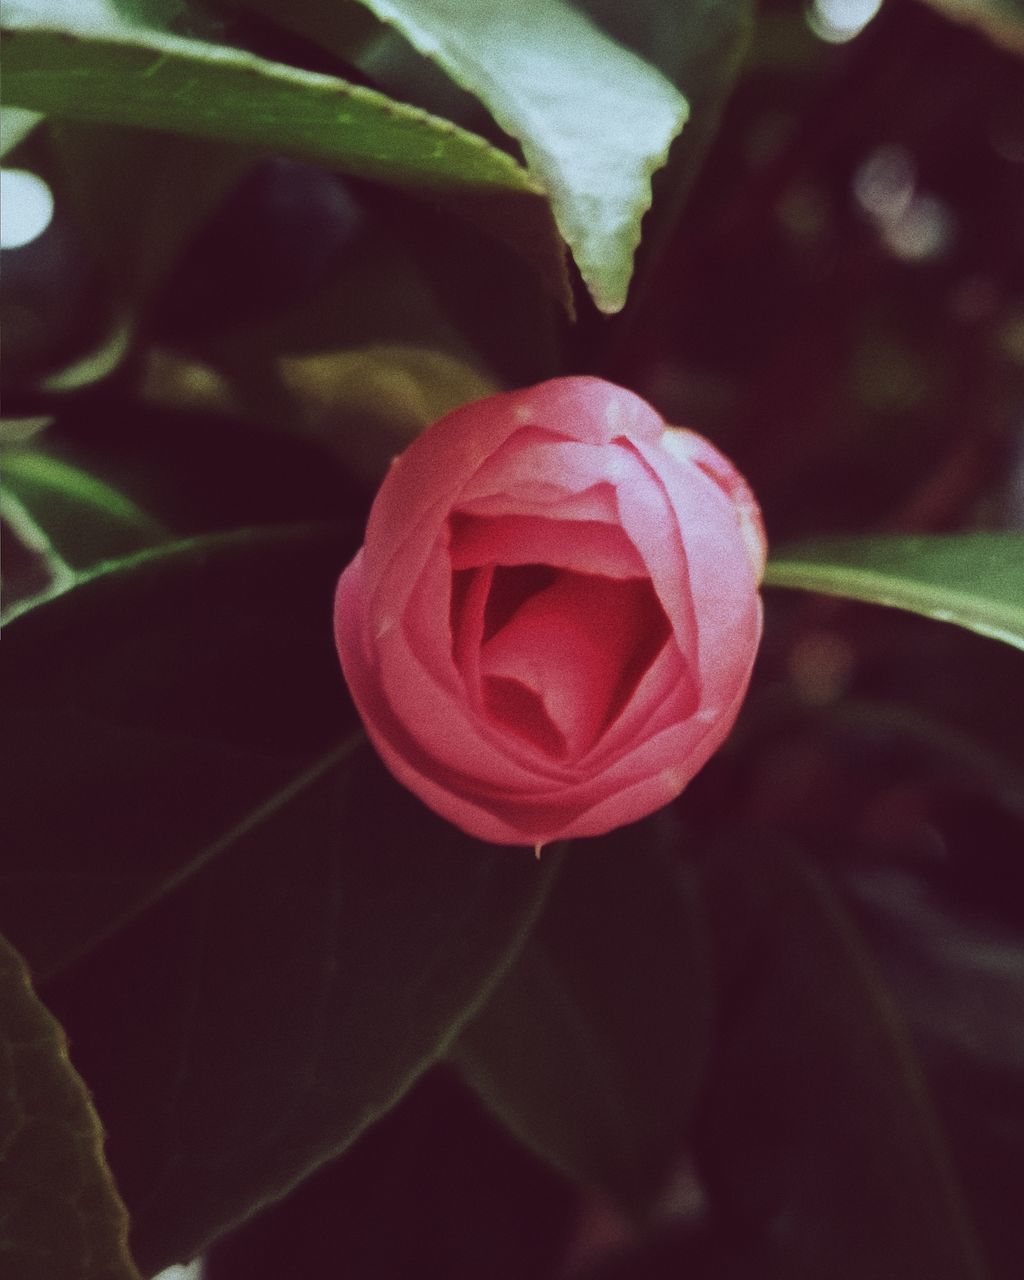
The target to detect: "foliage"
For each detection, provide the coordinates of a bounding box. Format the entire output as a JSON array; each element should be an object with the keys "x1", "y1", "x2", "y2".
[{"x1": 1, "y1": 0, "x2": 1022, "y2": 1277}]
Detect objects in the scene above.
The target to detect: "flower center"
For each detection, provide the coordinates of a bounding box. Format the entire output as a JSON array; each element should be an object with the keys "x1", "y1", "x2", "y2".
[{"x1": 463, "y1": 564, "x2": 669, "y2": 761}]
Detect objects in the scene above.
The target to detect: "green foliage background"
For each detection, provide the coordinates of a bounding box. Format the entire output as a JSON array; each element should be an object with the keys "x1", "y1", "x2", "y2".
[{"x1": 1, "y1": 1, "x2": 1023, "y2": 1277}]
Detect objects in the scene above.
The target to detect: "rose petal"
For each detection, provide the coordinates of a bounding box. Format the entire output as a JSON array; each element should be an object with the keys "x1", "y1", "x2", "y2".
[
  {"x1": 632, "y1": 435, "x2": 763, "y2": 720},
  {"x1": 456, "y1": 481, "x2": 621, "y2": 524},
  {"x1": 577, "y1": 637, "x2": 695, "y2": 771},
  {"x1": 660, "y1": 427, "x2": 767, "y2": 580},
  {"x1": 364, "y1": 378, "x2": 662, "y2": 574},
  {"x1": 609, "y1": 445, "x2": 700, "y2": 670},
  {"x1": 479, "y1": 571, "x2": 668, "y2": 761},
  {"x1": 450, "y1": 512, "x2": 646, "y2": 578}
]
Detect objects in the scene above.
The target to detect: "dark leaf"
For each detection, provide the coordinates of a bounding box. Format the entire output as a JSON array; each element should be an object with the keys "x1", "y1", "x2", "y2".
[
  {"x1": 0, "y1": 933, "x2": 140, "y2": 1280},
  {"x1": 455, "y1": 812, "x2": 711, "y2": 1217},
  {"x1": 41, "y1": 748, "x2": 557, "y2": 1274},
  {"x1": 696, "y1": 848, "x2": 989, "y2": 1280},
  {"x1": 1, "y1": 524, "x2": 353, "y2": 976}
]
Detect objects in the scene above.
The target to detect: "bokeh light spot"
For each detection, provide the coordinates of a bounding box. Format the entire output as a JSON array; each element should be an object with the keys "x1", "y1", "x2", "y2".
[
  {"x1": 0, "y1": 168, "x2": 54, "y2": 250},
  {"x1": 807, "y1": 0, "x2": 884, "y2": 44}
]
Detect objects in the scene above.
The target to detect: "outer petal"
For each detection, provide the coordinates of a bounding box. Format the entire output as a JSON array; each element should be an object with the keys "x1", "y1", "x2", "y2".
[
  {"x1": 632, "y1": 434, "x2": 763, "y2": 724},
  {"x1": 450, "y1": 512, "x2": 646, "y2": 578},
  {"x1": 363, "y1": 377, "x2": 663, "y2": 574}
]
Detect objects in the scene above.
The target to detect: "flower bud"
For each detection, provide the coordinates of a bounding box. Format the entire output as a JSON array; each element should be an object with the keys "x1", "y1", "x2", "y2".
[{"x1": 335, "y1": 377, "x2": 764, "y2": 846}]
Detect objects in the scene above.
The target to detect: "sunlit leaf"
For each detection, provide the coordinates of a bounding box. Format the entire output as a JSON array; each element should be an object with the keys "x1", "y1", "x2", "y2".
[
  {"x1": 0, "y1": 933, "x2": 140, "y2": 1280},
  {"x1": 1, "y1": 3, "x2": 540, "y2": 196},
  {"x1": 579, "y1": 0, "x2": 755, "y2": 311},
  {"x1": 764, "y1": 534, "x2": 1024, "y2": 651},
  {"x1": 351, "y1": 0, "x2": 689, "y2": 312}
]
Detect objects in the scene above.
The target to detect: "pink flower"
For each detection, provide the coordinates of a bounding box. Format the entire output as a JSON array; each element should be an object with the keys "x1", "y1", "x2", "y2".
[{"x1": 334, "y1": 377, "x2": 765, "y2": 847}]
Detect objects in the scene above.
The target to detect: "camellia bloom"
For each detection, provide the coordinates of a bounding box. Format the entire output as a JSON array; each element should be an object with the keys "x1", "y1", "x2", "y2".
[{"x1": 334, "y1": 377, "x2": 765, "y2": 847}]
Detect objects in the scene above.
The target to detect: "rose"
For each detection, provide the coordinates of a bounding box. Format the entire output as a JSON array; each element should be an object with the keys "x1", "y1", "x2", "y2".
[{"x1": 334, "y1": 377, "x2": 765, "y2": 847}]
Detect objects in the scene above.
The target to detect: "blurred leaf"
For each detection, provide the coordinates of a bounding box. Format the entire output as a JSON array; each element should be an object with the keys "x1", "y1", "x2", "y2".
[
  {"x1": 917, "y1": 0, "x2": 1024, "y2": 57},
  {"x1": 33, "y1": 395, "x2": 369, "y2": 541},
  {"x1": 275, "y1": 342, "x2": 497, "y2": 482},
  {"x1": 845, "y1": 870, "x2": 1024, "y2": 1280},
  {"x1": 697, "y1": 849, "x2": 989, "y2": 1280},
  {"x1": 573, "y1": 1218, "x2": 792, "y2": 1280},
  {"x1": 764, "y1": 534, "x2": 1024, "y2": 651},
  {"x1": 39, "y1": 746, "x2": 557, "y2": 1274},
  {"x1": 48, "y1": 121, "x2": 255, "y2": 308},
  {"x1": 0, "y1": 933, "x2": 140, "y2": 1280},
  {"x1": 0, "y1": 105, "x2": 43, "y2": 156},
  {"x1": 0, "y1": 524, "x2": 355, "y2": 976},
  {"x1": 351, "y1": 0, "x2": 689, "y2": 312},
  {"x1": 1, "y1": 5, "x2": 540, "y2": 196},
  {"x1": 2, "y1": 447, "x2": 167, "y2": 572},
  {"x1": 455, "y1": 813, "x2": 712, "y2": 1218},
  {"x1": 216, "y1": 0, "x2": 386, "y2": 60}
]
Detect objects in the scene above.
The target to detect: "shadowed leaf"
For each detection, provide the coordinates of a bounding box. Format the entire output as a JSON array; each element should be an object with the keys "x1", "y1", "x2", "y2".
[{"x1": 0, "y1": 933, "x2": 140, "y2": 1280}]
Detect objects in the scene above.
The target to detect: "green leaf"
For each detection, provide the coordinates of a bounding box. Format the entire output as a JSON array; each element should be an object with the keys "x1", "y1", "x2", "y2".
[
  {"x1": 0, "y1": 5, "x2": 540, "y2": 196},
  {"x1": 0, "y1": 933, "x2": 141, "y2": 1280},
  {"x1": 0, "y1": 524, "x2": 354, "y2": 975},
  {"x1": 351, "y1": 0, "x2": 689, "y2": 313},
  {"x1": 917, "y1": 0, "x2": 1024, "y2": 57},
  {"x1": 764, "y1": 534, "x2": 1024, "y2": 651},
  {"x1": 455, "y1": 813, "x2": 712, "y2": 1217},
  {"x1": 2, "y1": 448, "x2": 167, "y2": 573},
  {"x1": 697, "y1": 850, "x2": 988, "y2": 1280},
  {"x1": 39, "y1": 746, "x2": 557, "y2": 1274},
  {"x1": 580, "y1": 0, "x2": 755, "y2": 316},
  {"x1": 0, "y1": 104, "x2": 42, "y2": 156},
  {"x1": 274, "y1": 342, "x2": 499, "y2": 483},
  {"x1": 163, "y1": 3, "x2": 570, "y2": 314}
]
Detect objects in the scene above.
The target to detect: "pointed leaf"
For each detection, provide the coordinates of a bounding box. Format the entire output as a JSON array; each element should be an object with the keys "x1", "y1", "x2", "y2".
[
  {"x1": 352, "y1": 0, "x2": 689, "y2": 312},
  {"x1": 580, "y1": 0, "x2": 755, "y2": 311},
  {"x1": 0, "y1": 524, "x2": 354, "y2": 976},
  {"x1": 764, "y1": 534, "x2": 1024, "y2": 651},
  {"x1": 0, "y1": 6, "x2": 539, "y2": 196},
  {"x1": 40, "y1": 747, "x2": 557, "y2": 1274},
  {"x1": 2, "y1": 448, "x2": 167, "y2": 572},
  {"x1": 0, "y1": 933, "x2": 140, "y2": 1280}
]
